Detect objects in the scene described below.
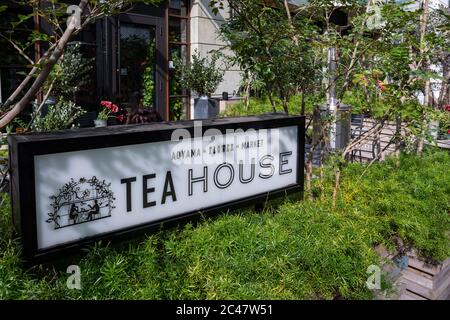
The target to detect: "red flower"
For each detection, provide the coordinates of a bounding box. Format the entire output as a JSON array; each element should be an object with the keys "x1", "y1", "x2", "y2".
[
  {"x1": 111, "y1": 104, "x2": 119, "y2": 113},
  {"x1": 117, "y1": 114, "x2": 124, "y2": 123},
  {"x1": 445, "y1": 105, "x2": 450, "y2": 112},
  {"x1": 376, "y1": 79, "x2": 386, "y2": 92},
  {"x1": 101, "y1": 100, "x2": 113, "y2": 109}
]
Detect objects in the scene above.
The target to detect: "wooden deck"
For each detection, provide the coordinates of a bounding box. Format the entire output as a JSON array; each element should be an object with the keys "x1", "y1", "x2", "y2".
[{"x1": 376, "y1": 245, "x2": 450, "y2": 300}]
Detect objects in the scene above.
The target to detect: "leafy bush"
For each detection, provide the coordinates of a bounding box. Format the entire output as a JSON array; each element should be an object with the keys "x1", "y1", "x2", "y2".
[
  {"x1": 47, "y1": 43, "x2": 94, "y2": 102},
  {"x1": 333, "y1": 150, "x2": 450, "y2": 261},
  {"x1": 125, "y1": 107, "x2": 162, "y2": 124},
  {"x1": 220, "y1": 94, "x2": 318, "y2": 117},
  {"x1": 31, "y1": 99, "x2": 86, "y2": 132},
  {"x1": 176, "y1": 50, "x2": 224, "y2": 97},
  {"x1": 0, "y1": 150, "x2": 448, "y2": 299},
  {"x1": 143, "y1": 41, "x2": 156, "y2": 108}
]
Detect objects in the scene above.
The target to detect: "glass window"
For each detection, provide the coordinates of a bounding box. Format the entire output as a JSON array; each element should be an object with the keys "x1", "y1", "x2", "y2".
[
  {"x1": 0, "y1": 7, "x2": 34, "y2": 106},
  {"x1": 168, "y1": 0, "x2": 190, "y2": 120},
  {"x1": 169, "y1": 45, "x2": 188, "y2": 97},
  {"x1": 119, "y1": 23, "x2": 157, "y2": 109},
  {"x1": 169, "y1": 18, "x2": 187, "y2": 43},
  {"x1": 169, "y1": 0, "x2": 188, "y2": 16}
]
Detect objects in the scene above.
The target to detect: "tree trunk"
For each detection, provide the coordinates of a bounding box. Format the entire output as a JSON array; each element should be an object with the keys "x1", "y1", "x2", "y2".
[
  {"x1": 417, "y1": 0, "x2": 430, "y2": 155},
  {"x1": 306, "y1": 157, "x2": 313, "y2": 200},
  {"x1": 283, "y1": 0, "x2": 299, "y2": 46},
  {"x1": 268, "y1": 93, "x2": 276, "y2": 113},
  {"x1": 0, "y1": 0, "x2": 88, "y2": 130},
  {"x1": 394, "y1": 113, "x2": 402, "y2": 167},
  {"x1": 305, "y1": 106, "x2": 323, "y2": 200},
  {"x1": 332, "y1": 167, "x2": 340, "y2": 208},
  {"x1": 301, "y1": 89, "x2": 306, "y2": 116},
  {"x1": 0, "y1": 42, "x2": 58, "y2": 115},
  {"x1": 0, "y1": 67, "x2": 38, "y2": 113},
  {"x1": 282, "y1": 96, "x2": 289, "y2": 114},
  {"x1": 244, "y1": 78, "x2": 251, "y2": 112}
]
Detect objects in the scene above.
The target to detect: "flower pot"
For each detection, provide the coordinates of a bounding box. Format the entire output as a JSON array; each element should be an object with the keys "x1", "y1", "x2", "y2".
[
  {"x1": 194, "y1": 95, "x2": 218, "y2": 119},
  {"x1": 94, "y1": 119, "x2": 107, "y2": 128},
  {"x1": 428, "y1": 120, "x2": 439, "y2": 141},
  {"x1": 40, "y1": 96, "x2": 57, "y2": 118}
]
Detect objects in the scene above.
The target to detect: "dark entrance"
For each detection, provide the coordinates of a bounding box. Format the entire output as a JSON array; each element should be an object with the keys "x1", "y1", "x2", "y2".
[
  {"x1": 117, "y1": 14, "x2": 165, "y2": 113},
  {"x1": 96, "y1": 8, "x2": 168, "y2": 119}
]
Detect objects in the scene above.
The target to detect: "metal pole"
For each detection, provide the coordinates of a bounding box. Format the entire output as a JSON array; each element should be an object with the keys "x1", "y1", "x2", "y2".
[{"x1": 328, "y1": 47, "x2": 338, "y2": 150}]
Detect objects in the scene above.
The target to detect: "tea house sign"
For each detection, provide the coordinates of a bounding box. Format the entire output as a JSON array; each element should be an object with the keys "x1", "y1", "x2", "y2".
[{"x1": 9, "y1": 115, "x2": 305, "y2": 263}]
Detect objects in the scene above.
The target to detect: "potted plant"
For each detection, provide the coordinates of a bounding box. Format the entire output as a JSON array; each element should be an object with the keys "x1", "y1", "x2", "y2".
[
  {"x1": 176, "y1": 50, "x2": 224, "y2": 119},
  {"x1": 96, "y1": 100, "x2": 121, "y2": 127}
]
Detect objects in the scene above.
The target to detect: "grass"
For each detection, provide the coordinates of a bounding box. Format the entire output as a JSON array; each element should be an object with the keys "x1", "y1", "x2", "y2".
[
  {"x1": 0, "y1": 150, "x2": 449, "y2": 299},
  {"x1": 220, "y1": 95, "x2": 318, "y2": 117}
]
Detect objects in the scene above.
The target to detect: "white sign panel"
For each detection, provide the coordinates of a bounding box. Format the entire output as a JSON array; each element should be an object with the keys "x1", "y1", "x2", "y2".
[{"x1": 34, "y1": 126, "x2": 298, "y2": 250}]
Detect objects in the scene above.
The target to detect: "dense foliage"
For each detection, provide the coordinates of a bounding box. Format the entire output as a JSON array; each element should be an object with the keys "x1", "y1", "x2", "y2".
[
  {"x1": 31, "y1": 99, "x2": 85, "y2": 132},
  {"x1": 0, "y1": 150, "x2": 448, "y2": 299},
  {"x1": 220, "y1": 95, "x2": 319, "y2": 117},
  {"x1": 176, "y1": 50, "x2": 224, "y2": 97},
  {"x1": 216, "y1": 0, "x2": 320, "y2": 113},
  {"x1": 213, "y1": 0, "x2": 450, "y2": 144},
  {"x1": 47, "y1": 43, "x2": 94, "y2": 102},
  {"x1": 0, "y1": 0, "x2": 161, "y2": 130}
]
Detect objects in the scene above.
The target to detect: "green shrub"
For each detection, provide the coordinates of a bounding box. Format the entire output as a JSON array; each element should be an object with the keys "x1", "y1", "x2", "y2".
[
  {"x1": 0, "y1": 150, "x2": 448, "y2": 299},
  {"x1": 31, "y1": 99, "x2": 86, "y2": 132},
  {"x1": 220, "y1": 94, "x2": 318, "y2": 117},
  {"x1": 175, "y1": 50, "x2": 224, "y2": 97}
]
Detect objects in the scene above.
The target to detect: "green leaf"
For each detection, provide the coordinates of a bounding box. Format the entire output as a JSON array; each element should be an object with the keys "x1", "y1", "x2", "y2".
[
  {"x1": 29, "y1": 31, "x2": 51, "y2": 43},
  {"x1": 11, "y1": 13, "x2": 35, "y2": 29},
  {"x1": 16, "y1": 71, "x2": 29, "y2": 77}
]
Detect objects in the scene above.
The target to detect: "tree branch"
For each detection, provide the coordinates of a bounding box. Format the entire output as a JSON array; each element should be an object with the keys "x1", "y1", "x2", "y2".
[
  {"x1": 0, "y1": 0, "x2": 89, "y2": 130},
  {"x1": 0, "y1": 42, "x2": 57, "y2": 113},
  {"x1": 25, "y1": 79, "x2": 55, "y2": 131},
  {"x1": 0, "y1": 33, "x2": 34, "y2": 65}
]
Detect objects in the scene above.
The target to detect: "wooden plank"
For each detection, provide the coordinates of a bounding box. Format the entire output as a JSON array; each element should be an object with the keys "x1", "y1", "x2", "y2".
[
  {"x1": 399, "y1": 289, "x2": 428, "y2": 300},
  {"x1": 375, "y1": 245, "x2": 450, "y2": 300},
  {"x1": 400, "y1": 268, "x2": 434, "y2": 299},
  {"x1": 399, "y1": 280, "x2": 433, "y2": 299},
  {"x1": 407, "y1": 258, "x2": 440, "y2": 276},
  {"x1": 403, "y1": 267, "x2": 434, "y2": 286},
  {"x1": 433, "y1": 272, "x2": 450, "y2": 300},
  {"x1": 433, "y1": 262, "x2": 450, "y2": 290}
]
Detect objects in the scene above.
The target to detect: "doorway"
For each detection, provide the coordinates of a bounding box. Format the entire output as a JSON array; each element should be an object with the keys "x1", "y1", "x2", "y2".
[{"x1": 117, "y1": 13, "x2": 167, "y2": 117}]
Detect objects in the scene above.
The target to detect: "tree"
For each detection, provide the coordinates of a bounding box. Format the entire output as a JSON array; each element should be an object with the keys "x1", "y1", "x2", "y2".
[
  {"x1": 341, "y1": 1, "x2": 449, "y2": 156},
  {"x1": 212, "y1": 0, "x2": 321, "y2": 114},
  {"x1": 212, "y1": 0, "x2": 449, "y2": 199},
  {"x1": 0, "y1": 0, "x2": 159, "y2": 130},
  {"x1": 175, "y1": 50, "x2": 225, "y2": 97}
]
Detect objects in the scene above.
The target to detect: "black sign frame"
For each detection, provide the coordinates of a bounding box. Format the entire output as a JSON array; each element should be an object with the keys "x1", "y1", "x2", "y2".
[{"x1": 9, "y1": 115, "x2": 305, "y2": 264}]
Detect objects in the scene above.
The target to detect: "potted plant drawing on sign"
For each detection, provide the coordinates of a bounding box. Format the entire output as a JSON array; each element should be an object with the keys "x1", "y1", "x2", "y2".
[{"x1": 176, "y1": 50, "x2": 224, "y2": 119}]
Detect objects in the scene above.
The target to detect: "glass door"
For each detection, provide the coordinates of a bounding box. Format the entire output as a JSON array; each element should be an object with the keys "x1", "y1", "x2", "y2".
[
  {"x1": 117, "y1": 14, "x2": 165, "y2": 114},
  {"x1": 119, "y1": 23, "x2": 156, "y2": 109}
]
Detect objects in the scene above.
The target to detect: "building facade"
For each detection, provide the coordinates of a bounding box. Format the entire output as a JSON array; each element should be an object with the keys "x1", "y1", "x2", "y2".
[{"x1": 0, "y1": 0, "x2": 240, "y2": 122}]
